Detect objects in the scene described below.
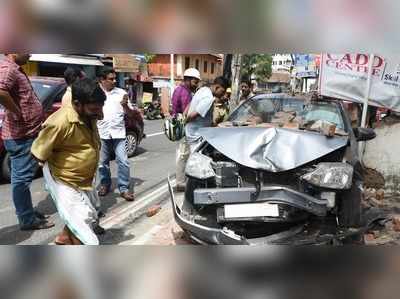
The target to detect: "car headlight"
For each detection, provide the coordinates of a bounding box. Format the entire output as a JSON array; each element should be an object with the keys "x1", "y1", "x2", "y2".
[
  {"x1": 301, "y1": 163, "x2": 353, "y2": 190},
  {"x1": 185, "y1": 153, "x2": 216, "y2": 180}
]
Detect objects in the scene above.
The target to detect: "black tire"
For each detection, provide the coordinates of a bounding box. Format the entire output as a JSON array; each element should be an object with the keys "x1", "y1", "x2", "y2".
[
  {"x1": 146, "y1": 112, "x2": 155, "y2": 120},
  {"x1": 338, "y1": 182, "x2": 362, "y2": 228},
  {"x1": 1, "y1": 153, "x2": 41, "y2": 182},
  {"x1": 145, "y1": 106, "x2": 155, "y2": 120},
  {"x1": 1, "y1": 153, "x2": 11, "y2": 183},
  {"x1": 125, "y1": 132, "x2": 138, "y2": 157}
]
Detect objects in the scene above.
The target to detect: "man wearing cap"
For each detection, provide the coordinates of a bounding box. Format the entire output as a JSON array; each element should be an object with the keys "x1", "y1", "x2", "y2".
[
  {"x1": 173, "y1": 68, "x2": 201, "y2": 191},
  {"x1": 171, "y1": 68, "x2": 200, "y2": 116}
]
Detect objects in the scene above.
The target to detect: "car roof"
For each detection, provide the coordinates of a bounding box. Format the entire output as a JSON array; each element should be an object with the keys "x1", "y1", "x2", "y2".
[
  {"x1": 252, "y1": 93, "x2": 343, "y2": 106},
  {"x1": 29, "y1": 76, "x2": 66, "y2": 85},
  {"x1": 252, "y1": 93, "x2": 307, "y2": 101}
]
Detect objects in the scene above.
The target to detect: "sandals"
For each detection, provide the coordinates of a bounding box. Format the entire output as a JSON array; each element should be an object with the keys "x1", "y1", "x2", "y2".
[{"x1": 54, "y1": 235, "x2": 73, "y2": 245}]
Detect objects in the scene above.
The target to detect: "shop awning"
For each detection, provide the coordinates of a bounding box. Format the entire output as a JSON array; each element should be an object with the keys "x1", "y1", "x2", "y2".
[{"x1": 30, "y1": 54, "x2": 104, "y2": 66}]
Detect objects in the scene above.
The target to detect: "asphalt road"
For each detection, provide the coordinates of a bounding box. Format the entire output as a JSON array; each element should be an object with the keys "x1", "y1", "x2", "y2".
[{"x1": 0, "y1": 119, "x2": 176, "y2": 245}]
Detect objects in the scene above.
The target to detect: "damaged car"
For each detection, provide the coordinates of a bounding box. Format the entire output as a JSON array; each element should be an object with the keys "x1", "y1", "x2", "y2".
[{"x1": 168, "y1": 93, "x2": 377, "y2": 245}]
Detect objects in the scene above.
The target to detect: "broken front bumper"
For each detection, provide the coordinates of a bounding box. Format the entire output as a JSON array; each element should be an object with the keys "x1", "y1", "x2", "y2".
[
  {"x1": 168, "y1": 177, "x2": 330, "y2": 245},
  {"x1": 193, "y1": 186, "x2": 328, "y2": 217},
  {"x1": 168, "y1": 178, "x2": 246, "y2": 245},
  {"x1": 168, "y1": 177, "x2": 385, "y2": 245}
]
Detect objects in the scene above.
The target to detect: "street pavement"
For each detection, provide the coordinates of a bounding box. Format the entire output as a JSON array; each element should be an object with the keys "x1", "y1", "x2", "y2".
[
  {"x1": 117, "y1": 191, "x2": 194, "y2": 245},
  {"x1": 0, "y1": 119, "x2": 177, "y2": 245}
]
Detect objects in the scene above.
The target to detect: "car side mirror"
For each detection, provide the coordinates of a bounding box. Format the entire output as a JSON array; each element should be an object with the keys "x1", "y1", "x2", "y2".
[{"x1": 354, "y1": 127, "x2": 376, "y2": 142}]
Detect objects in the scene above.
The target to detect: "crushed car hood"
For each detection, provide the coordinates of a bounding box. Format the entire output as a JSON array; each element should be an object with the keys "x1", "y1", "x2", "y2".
[{"x1": 198, "y1": 127, "x2": 349, "y2": 172}]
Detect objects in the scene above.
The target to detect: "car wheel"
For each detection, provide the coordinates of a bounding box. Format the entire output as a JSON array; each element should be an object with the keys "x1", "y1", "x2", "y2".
[
  {"x1": 1, "y1": 153, "x2": 11, "y2": 182},
  {"x1": 146, "y1": 112, "x2": 155, "y2": 120},
  {"x1": 126, "y1": 132, "x2": 138, "y2": 157}
]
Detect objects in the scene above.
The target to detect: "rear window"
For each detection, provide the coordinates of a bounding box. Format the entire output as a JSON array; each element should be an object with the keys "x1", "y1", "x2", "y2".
[{"x1": 31, "y1": 81, "x2": 57, "y2": 103}]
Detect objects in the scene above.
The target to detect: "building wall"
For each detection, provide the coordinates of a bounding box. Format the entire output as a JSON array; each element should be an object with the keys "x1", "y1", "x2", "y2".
[
  {"x1": 272, "y1": 54, "x2": 293, "y2": 73},
  {"x1": 363, "y1": 122, "x2": 400, "y2": 195},
  {"x1": 178, "y1": 54, "x2": 223, "y2": 82},
  {"x1": 147, "y1": 54, "x2": 176, "y2": 78},
  {"x1": 148, "y1": 54, "x2": 222, "y2": 83}
]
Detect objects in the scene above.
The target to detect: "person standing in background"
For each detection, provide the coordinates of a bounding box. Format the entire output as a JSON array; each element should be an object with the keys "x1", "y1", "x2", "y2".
[
  {"x1": 0, "y1": 53, "x2": 54, "y2": 230},
  {"x1": 97, "y1": 67, "x2": 136, "y2": 202},
  {"x1": 175, "y1": 77, "x2": 228, "y2": 192},
  {"x1": 61, "y1": 66, "x2": 86, "y2": 107},
  {"x1": 174, "y1": 68, "x2": 201, "y2": 191},
  {"x1": 171, "y1": 68, "x2": 201, "y2": 116},
  {"x1": 238, "y1": 78, "x2": 254, "y2": 105}
]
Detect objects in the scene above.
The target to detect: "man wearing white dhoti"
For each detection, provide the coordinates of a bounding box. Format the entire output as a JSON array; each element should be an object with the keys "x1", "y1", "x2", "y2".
[{"x1": 31, "y1": 78, "x2": 106, "y2": 245}]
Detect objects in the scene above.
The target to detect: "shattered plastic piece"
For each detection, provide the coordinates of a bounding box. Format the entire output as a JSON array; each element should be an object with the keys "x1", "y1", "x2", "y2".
[{"x1": 146, "y1": 205, "x2": 162, "y2": 217}]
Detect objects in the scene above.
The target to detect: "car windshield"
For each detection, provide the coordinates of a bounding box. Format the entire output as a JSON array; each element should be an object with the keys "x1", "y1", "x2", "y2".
[
  {"x1": 300, "y1": 102, "x2": 345, "y2": 129},
  {"x1": 31, "y1": 81, "x2": 57, "y2": 103},
  {"x1": 229, "y1": 96, "x2": 306, "y2": 123},
  {"x1": 228, "y1": 96, "x2": 345, "y2": 131}
]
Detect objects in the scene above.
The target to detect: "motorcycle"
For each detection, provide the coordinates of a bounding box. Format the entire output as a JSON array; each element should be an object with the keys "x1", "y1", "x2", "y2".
[{"x1": 143, "y1": 100, "x2": 163, "y2": 120}]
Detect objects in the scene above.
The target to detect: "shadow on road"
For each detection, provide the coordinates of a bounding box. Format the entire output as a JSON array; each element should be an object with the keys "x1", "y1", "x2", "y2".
[
  {"x1": 134, "y1": 147, "x2": 147, "y2": 156},
  {"x1": 36, "y1": 194, "x2": 58, "y2": 216},
  {"x1": 99, "y1": 227, "x2": 136, "y2": 244},
  {"x1": 0, "y1": 224, "x2": 34, "y2": 245},
  {"x1": 98, "y1": 177, "x2": 145, "y2": 214}
]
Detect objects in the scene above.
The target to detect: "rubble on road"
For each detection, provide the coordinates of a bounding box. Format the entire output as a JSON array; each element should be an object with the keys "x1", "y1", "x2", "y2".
[
  {"x1": 364, "y1": 168, "x2": 385, "y2": 189},
  {"x1": 376, "y1": 189, "x2": 385, "y2": 201},
  {"x1": 392, "y1": 216, "x2": 400, "y2": 232},
  {"x1": 146, "y1": 205, "x2": 162, "y2": 217},
  {"x1": 362, "y1": 187, "x2": 400, "y2": 245},
  {"x1": 306, "y1": 120, "x2": 337, "y2": 137}
]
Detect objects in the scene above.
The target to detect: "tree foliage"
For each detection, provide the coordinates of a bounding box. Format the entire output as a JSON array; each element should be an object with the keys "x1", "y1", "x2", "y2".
[
  {"x1": 144, "y1": 53, "x2": 156, "y2": 63},
  {"x1": 241, "y1": 54, "x2": 272, "y2": 82}
]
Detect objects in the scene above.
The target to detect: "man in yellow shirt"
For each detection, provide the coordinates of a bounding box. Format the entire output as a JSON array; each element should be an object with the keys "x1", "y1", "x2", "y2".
[{"x1": 31, "y1": 78, "x2": 106, "y2": 245}]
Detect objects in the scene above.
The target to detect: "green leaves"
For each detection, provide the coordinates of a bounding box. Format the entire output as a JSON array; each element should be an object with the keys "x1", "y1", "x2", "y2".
[
  {"x1": 144, "y1": 53, "x2": 156, "y2": 63},
  {"x1": 241, "y1": 54, "x2": 272, "y2": 82}
]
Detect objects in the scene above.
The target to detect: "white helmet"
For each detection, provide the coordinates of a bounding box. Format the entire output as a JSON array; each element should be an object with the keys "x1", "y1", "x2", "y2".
[{"x1": 183, "y1": 68, "x2": 201, "y2": 80}]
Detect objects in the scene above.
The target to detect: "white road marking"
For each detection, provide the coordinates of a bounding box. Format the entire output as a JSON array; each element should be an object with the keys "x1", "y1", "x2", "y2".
[
  {"x1": 101, "y1": 179, "x2": 176, "y2": 229},
  {"x1": 146, "y1": 132, "x2": 164, "y2": 137}
]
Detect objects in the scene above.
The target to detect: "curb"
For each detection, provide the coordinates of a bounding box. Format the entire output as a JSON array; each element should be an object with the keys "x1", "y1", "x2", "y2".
[{"x1": 101, "y1": 178, "x2": 176, "y2": 229}]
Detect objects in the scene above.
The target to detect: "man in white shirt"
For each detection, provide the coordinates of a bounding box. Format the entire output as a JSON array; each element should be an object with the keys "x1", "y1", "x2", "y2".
[
  {"x1": 175, "y1": 76, "x2": 228, "y2": 191},
  {"x1": 185, "y1": 76, "x2": 229, "y2": 144},
  {"x1": 97, "y1": 67, "x2": 135, "y2": 202}
]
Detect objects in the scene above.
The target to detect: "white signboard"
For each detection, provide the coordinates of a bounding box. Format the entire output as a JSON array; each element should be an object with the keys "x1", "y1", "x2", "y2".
[
  {"x1": 319, "y1": 54, "x2": 400, "y2": 112},
  {"x1": 153, "y1": 80, "x2": 172, "y2": 89}
]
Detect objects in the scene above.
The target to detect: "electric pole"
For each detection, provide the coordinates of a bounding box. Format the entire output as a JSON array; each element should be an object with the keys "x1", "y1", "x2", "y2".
[{"x1": 230, "y1": 54, "x2": 242, "y2": 111}]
